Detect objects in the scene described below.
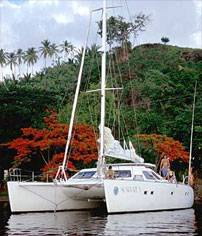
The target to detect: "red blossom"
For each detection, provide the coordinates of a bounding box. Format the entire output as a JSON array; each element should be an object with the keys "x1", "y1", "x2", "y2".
[
  {"x1": 4, "y1": 110, "x2": 98, "y2": 176},
  {"x1": 136, "y1": 134, "x2": 189, "y2": 164}
]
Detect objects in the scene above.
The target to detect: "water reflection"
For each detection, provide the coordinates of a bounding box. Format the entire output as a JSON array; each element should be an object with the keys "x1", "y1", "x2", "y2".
[
  {"x1": 105, "y1": 209, "x2": 197, "y2": 236},
  {"x1": 5, "y1": 208, "x2": 198, "y2": 236},
  {"x1": 6, "y1": 211, "x2": 107, "y2": 236}
]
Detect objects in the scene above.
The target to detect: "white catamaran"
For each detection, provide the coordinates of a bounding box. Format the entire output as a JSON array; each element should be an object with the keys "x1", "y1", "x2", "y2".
[{"x1": 7, "y1": 0, "x2": 194, "y2": 213}]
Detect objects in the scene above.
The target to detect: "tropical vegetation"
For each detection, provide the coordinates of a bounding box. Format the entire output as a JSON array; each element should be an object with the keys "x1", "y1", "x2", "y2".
[{"x1": 0, "y1": 14, "x2": 202, "y2": 182}]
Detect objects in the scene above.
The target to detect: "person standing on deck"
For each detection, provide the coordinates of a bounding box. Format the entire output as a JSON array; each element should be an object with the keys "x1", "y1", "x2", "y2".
[{"x1": 160, "y1": 156, "x2": 170, "y2": 179}]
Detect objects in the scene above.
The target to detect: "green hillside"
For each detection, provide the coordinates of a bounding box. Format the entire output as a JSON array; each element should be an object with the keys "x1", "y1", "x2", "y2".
[{"x1": 0, "y1": 43, "x2": 201, "y2": 179}]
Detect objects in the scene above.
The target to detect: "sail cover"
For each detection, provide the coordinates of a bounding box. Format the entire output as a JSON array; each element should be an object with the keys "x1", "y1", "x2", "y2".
[{"x1": 98, "y1": 126, "x2": 144, "y2": 163}]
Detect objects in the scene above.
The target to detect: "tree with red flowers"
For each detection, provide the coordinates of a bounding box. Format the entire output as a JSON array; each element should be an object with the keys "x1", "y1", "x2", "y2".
[
  {"x1": 135, "y1": 134, "x2": 189, "y2": 169},
  {"x1": 5, "y1": 111, "x2": 98, "y2": 178}
]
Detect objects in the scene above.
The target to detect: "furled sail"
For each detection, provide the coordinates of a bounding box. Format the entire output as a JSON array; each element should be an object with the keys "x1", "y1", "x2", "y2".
[{"x1": 98, "y1": 126, "x2": 144, "y2": 163}]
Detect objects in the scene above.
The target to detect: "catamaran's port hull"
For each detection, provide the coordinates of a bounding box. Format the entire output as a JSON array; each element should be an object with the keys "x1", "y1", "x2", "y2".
[
  {"x1": 104, "y1": 179, "x2": 194, "y2": 213},
  {"x1": 7, "y1": 181, "x2": 102, "y2": 213}
]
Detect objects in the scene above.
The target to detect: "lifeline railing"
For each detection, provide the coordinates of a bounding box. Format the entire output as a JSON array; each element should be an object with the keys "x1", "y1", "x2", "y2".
[
  {"x1": 9, "y1": 168, "x2": 21, "y2": 182},
  {"x1": 8, "y1": 168, "x2": 56, "y2": 182}
]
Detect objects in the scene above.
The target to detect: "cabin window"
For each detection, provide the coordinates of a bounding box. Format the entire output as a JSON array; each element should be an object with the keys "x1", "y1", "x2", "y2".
[
  {"x1": 133, "y1": 175, "x2": 144, "y2": 181},
  {"x1": 151, "y1": 171, "x2": 161, "y2": 180},
  {"x1": 72, "y1": 171, "x2": 96, "y2": 179},
  {"x1": 142, "y1": 171, "x2": 156, "y2": 180},
  {"x1": 114, "y1": 170, "x2": 131, "y2": 178}
]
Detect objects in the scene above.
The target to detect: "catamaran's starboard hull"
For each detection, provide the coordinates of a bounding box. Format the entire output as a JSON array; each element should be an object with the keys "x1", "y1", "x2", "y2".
[
  {"x1": 104, "y1": 179, "x2": 194, "y2": 213},
  {"x1": 7, "y1": 181, "x2": 102, "y2": 213}
]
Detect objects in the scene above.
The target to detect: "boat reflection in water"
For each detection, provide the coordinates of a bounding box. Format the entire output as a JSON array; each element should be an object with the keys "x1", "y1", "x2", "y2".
[
  {"x1": 105, "y1": 209, "x2": 197, "y2": 236},
  {"x1": 6, "y1": 209, "x2": 197, "y2": 236}
]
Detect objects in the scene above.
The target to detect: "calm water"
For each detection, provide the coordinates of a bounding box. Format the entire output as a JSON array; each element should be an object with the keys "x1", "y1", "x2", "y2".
[{"x1": 0, "y1": 201, "x2": 202, "y2": 236}]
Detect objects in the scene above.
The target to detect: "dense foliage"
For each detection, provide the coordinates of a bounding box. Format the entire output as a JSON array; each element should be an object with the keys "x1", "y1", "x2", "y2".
[{"x1": 1, "y1": 43, "x2": 202, "y2": 180}]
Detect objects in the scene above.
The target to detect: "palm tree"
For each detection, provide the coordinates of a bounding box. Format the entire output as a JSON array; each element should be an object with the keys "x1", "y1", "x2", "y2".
[
  {"x1": 23, "y1": 47, "x2": 38, "y2": 75},
  {"x1": 21, "y1": 73, "x2": 32, "y2": 84},
  {"x1": 60, "y1": 40, "x2": 75, "y2": 61},
  {"x1": 69, "y1": 43, "x2": 76, "y2": 59},
  {"x1": 39, "y1": 39, "x2": 51, "y2": 68},
  {"x1": 7, "y1": 52, "x2": 17, "y2": 79},
  {"x1": 0, "y1": 49, "x2": 8, "y2": 81},
  {"x1": 49, "y1": 43, "x2": 60, "y2": 65},
  {"x1": 88, "y1": 44, "x2": 101, "y2": 57},
  {"x1": 74, "y1": 47, "x2": 83, "y2": 64},
  {"x1": 16, "y1": 48, "x2": 24, "y2": 76}
]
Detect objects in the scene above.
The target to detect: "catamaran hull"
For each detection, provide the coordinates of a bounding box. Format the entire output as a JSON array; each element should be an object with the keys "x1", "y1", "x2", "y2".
[
  {"x1": 7, "y1": 181, "x2": 102, "y2": 213},
  {"x1": 7, "y1": 179, "x2": 194, "y2": 213},
  {"x1": 104, "y1": 179, "x2": 194, "y2": 213}
]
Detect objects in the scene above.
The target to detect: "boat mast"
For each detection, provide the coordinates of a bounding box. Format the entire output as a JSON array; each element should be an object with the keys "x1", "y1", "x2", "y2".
[
  {"x1": 97, "y1": 0, "x2": 107, "y2": 177},
  {"x1": 188, "y1": 81, "x2": 197, "y2": 185},
  {"x1": 55, "y1": 5, "x2": 93, "y2": 181}
]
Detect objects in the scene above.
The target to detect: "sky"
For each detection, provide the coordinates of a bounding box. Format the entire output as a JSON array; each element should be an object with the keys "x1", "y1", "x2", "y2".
[{"x1": 0, "y1": 0, "x2": 201, "y2": 78}]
